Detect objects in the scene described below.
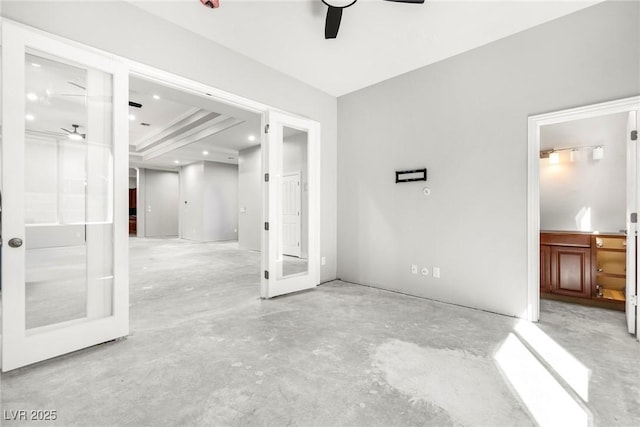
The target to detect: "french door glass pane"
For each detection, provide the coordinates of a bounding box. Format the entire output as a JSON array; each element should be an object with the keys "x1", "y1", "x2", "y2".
[
  {"x1": 277, "y1": 126, "x2": 309, "y2": 279},
  {"x1": 24, "y1": 51, "x2": 114, "y2": 329}
]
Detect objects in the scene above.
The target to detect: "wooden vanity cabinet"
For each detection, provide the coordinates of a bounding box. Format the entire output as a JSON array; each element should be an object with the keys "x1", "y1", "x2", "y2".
[
  {"x1": 592, "y1": 235, "x2": 627, "y2": 303},
  {"x1": 540, "y1": 233, "x2": 591, "y2": 299},
  {"x1": 549, "y1": 245, "x2": 591, "y2": 298},
  {"x1": 540, "y1": 245, "x2": 551, "y2": 293},
  {"x1": 540, "y1": 231, "x2": 626, "y2": 310}
]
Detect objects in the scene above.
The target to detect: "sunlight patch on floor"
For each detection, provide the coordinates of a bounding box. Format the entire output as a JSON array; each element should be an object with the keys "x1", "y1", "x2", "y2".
[
  {"x1": 494, "y1": 333, "x2": 591, "y2": 427},
  {"x1": 514, "y1": 319, "x2": 590, "y2": 402}
]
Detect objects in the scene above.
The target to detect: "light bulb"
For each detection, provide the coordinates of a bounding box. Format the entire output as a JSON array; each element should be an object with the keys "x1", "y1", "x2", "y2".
[
  {"x1": 593, "y1": 146, "x2": 604, "y2": 160},
  {"x1": 569, "y1": 149, "x2": 579, "y2": 162}
]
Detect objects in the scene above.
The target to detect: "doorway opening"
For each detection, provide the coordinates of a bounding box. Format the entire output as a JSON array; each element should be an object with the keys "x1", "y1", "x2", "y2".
[
  {"x1": 0, "y1": 20, "x2": 321, "y2": 371},
  {"x1": 527, "y1": 96, "x2": 639, "y2": 340},
  {"x1": 126, "y1": 74, "x2": 264, "y2": 309}
]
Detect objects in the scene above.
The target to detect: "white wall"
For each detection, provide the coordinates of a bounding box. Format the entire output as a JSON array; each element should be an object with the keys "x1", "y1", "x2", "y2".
[
  {"x1": 238, "y1": 145, "x2": 261, "y2": 251},
  {"x1": 540, "y1": 112, "x2": 627, "y2": 233},
  {"x1": 2, "y1": 0, "x2": 338, "y2": 283},
  {"x1": 144, "y1": 169, "x2": 179, "y2": 237},
  {"x1": 337, "y1": 1, "x2": 640, "y2": 317}
]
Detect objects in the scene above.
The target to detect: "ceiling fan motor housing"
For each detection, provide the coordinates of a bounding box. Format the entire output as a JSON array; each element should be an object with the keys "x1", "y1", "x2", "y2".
[{"x1": 322, "y1": 0, "x2": 424, "y2": 39}]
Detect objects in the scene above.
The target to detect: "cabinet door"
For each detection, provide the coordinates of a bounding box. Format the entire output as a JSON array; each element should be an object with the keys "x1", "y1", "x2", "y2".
[
  {"x1": 550, "y1": 246, "x2": 591, "y2": 298},
  {"x1": 540, "y1": 245, "x2": 551, "y2": 293}
]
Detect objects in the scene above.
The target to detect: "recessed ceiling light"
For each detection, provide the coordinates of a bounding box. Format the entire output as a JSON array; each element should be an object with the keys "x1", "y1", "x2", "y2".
[
  {"x1": 174, "y1": 160, "x2": 180, "y2": 164},
  {"x1": 129, "y1": 114, "x2": 136, "y2": 121},
  {"x1": 202, "y1": 150, "x2": 209, "y2": 155},
  {"x1": 153, "y1": 94, "x2": 160, "y2": 100},
  {"x1": 31, "y1": 63, "x2": 41, "y2": 68},
  {"x1": 26, "y1": 92, "x2": 38, "y2": 101},
  {"x1": 248, "y1": 135, "x2": 256, "y2": 142},
  {"x1": 25, "y1": 114, "x2": 35, "y2": 121}
]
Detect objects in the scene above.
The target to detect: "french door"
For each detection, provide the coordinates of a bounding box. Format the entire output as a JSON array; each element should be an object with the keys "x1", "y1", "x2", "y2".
[
  {"x1": 261, "y1": 111, "x2": 320, "y2": 298},
  {"x1": 627, "y1": 109, "x2": 638, "y2": 336},
  {"x1": 1, "y1": 22, "x2": 129, "y2": 371}
]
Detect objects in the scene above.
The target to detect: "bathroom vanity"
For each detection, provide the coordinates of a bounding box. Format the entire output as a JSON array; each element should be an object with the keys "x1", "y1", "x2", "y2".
[{"x1": 540, "y1": 231, "x2": 626, "y2": 310}]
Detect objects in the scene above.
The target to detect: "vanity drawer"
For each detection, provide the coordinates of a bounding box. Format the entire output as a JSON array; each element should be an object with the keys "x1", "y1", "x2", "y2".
[{"x1": 540, "y1": 233, "x2": 591, "y2": 248}]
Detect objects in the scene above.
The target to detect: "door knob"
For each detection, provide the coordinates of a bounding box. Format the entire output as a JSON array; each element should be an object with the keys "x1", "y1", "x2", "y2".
[{"x1": 8, "y1": 238, "x2": 23, "y2": 248}]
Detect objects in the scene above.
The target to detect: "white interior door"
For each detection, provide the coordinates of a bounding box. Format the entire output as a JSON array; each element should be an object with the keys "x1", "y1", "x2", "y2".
[
  {"x1": 261, "y1": 111, "x2": 319, "y2": 298},
  {"x1": 282, "y1": 171, "x2": 301, "y2": 257},
  {"x1": 1, "y1": 22, "x2": 129, "y2": 371},
  {"x1": 627, "y1": 110, "x2": 639, "y2": 336}
]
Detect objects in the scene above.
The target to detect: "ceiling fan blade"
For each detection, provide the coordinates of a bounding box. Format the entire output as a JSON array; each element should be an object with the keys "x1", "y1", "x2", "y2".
[
  {"x1": 67, "y1": 81, "x2": 86, "y2": 91},
  {"x1": 61, "y1": 127, "x2": 72, "y2": 133},
  {"x1": 325, "y1": 6, "x2": 343, "y2": 39}
]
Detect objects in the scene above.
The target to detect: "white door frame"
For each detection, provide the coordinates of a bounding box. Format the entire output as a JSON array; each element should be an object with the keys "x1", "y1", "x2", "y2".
[
  {"x1": 527, "y1": 96, "x2": 640, "y2": 337},
  {"x1": 123, "y1": 61, "x2": 321, "y2": 300},
  {"x1": 0, "y1": 18, "x2": 323, "y2": 365}
]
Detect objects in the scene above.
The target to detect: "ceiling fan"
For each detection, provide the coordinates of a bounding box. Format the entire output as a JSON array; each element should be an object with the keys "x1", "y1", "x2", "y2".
[
  {"x1": 61, "y1": 124, "x2": 86, "y2": 141},
  {"x1": 322, "y1": 0, "x2": 425, "y2": 39}
]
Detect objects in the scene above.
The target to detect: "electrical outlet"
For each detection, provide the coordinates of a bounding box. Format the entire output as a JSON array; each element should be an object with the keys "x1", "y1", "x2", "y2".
[
  {"x1": 421, "y1": 267, "x2": 429, "y2": 276},
  {"x1": 321, "y1": 256, "x2": 326, "y2": 266},
  {"x1": 433, "y1": 267, "x2": 440, "y2": 278},
  {"x1": 411, "y1": 264, "x2": 418, "y2": 275}
]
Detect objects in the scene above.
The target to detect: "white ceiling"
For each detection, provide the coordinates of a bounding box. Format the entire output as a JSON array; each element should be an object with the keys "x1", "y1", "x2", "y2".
[
  {"x1": 24, "y1": 55, "x2": 262, "y2": 171},
  {"x1": 128, "y1": 0, "x2": 603, "y2": 97},
  {"x1": 129, "y1": 76, "x2": 262, "y2": 170}
]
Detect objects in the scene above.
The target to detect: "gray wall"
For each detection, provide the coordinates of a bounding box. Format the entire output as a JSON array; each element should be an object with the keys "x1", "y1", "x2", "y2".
[
  {"x1": 540, "y1": 112, "x2": 628, "y2": 233},
  {"x1": 238, "y1": 135, "x2": 309, "y2": 255},
  {"x1": 337, "y1": 1, "x2": 640, "y2": 317},
  {"x1": 2, "y1": 0, "x2": 338, "y2": 283},
  {"x1": 238, "y1": 146, "x2": 261, "y2": 251},
  {"x1": 25, "y1": 225, "x2": 85, "y2": 250},
  {"x1": 144, "y1": 169, "x2": 179, "y2": 237},
  {"x1": 136, "y1": 168, "x2": 145, "y2": 238},
  {"x1": 202, "y1": 161, "x2": 238, "y2": 242},
  {"x1": 180, "y1": 161, "x2": 238, "y2": 242},
  {"x1": 180, "y1": 163, "x2": 204, "y2": 241}
]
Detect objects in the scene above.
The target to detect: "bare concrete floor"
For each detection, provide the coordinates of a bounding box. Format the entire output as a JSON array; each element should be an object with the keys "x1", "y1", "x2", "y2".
[{"x1": 1, "y1": 238, "x2": 638, "y2": 426}]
